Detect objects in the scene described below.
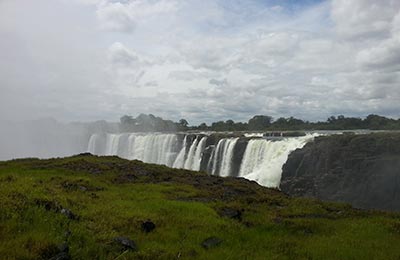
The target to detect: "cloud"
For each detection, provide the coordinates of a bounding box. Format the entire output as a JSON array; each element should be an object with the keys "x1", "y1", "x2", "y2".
[
  {"x1": 355, "y1": 8, "x2": 400, "y2": 72},
  {"x1": 96, "y1": 0, "x2": 179, "y2": 33},
  {"x1": 331, "y1": 0, "x2": 400, "y2": 39},
  {"x1": 1, "y1": 0, "x2": 400, "y2": 124},
  {"x1": 144, "y1": 80, "x2": 158, "y2": 87},
  {"x1": 106, "y1": 42, "x2": 153, "y2": 88},
  {"x1": 209, "y1": 78, "x2": 228, "y2": 87}
]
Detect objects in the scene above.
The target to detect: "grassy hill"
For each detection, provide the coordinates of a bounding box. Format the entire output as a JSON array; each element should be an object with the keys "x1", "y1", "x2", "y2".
[{"x1": 1, "y1": 154, "x2": 400, "y2": 259}]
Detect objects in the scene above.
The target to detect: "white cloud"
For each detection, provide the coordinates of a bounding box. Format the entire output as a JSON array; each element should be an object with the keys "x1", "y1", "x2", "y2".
[
  {"x1": 96, "y1": 0, "x2": 179, "y2": 33},
  {"x1": 106, "y1": 42, "x2": 152, "y2": 88},
  {"x1": 1, "y1": 0, "x2": 400, "y2": 124},
  {"x1": 331, "y1": 0, "x2": 400, "y2": 39}
]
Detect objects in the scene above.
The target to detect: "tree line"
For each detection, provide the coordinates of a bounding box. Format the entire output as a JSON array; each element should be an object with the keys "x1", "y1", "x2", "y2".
[{"x1": 119, "y1": 114, "x2": 400, "y2": 132}]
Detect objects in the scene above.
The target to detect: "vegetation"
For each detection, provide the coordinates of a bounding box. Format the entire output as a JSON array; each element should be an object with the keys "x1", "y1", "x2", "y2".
[
  {"x1": 119, "y1": 114, "x2": 188, "y2": 132},
  {"x1": 194, "y1": 114, "x2": 400, "y2": 131},
  {"x1": 119, "y1": 114, "x2": 400, "y2": 133},
  {"x1": 1, "y1": 154, "x2": 400, "y2": 259}
]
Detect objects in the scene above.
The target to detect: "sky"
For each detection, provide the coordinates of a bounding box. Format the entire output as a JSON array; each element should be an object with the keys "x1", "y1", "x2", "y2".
[{"x1": 0, "y1": 0, "x2": 399, "y2": 125}]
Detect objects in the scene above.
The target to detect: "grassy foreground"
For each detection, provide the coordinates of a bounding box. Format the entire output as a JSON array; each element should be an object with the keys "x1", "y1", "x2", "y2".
[{"x1": 0, "y1": 154, "x2": 400, "y2": 260}]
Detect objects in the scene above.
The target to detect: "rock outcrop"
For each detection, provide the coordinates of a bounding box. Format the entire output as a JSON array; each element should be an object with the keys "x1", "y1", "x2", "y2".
[{"x1": 281, "y1": 133, "x2": 400, "y2": 211}]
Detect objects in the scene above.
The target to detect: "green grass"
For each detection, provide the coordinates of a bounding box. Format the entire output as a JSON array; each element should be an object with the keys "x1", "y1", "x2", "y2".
[{"x1": 0, "y1": 154, "x2": 400, "y2": 259}]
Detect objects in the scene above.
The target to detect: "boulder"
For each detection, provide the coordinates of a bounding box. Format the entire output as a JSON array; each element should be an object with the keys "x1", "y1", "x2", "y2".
[
  {"x1": 218, "y1": 208, "x2": 242, "y2": 220},
  {"x1": 49, "y1": 252, "x2": 70, "y2": 260},
  {"x1": 141, "y1": 220, "x2": 156, "y2": 233},
  {"x1": 113, "y1": 237, "x2": 137, "y2": 251},
  {"x1": 201, "y1": 237, "x2": 222, "y2": 249},
  {"x1": 60, "y1": 208, "x2": 77, "y2": 220}
]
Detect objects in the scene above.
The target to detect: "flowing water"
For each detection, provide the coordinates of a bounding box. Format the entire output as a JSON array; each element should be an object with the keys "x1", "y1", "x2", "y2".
[{"x1": 87, "y1": 132, "x2": 317, "y2": 188}]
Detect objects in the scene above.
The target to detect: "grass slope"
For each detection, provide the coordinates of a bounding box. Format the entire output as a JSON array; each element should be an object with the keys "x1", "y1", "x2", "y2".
[{"x1": 0, "y1": 154, "x2": 400, "y2": 259}]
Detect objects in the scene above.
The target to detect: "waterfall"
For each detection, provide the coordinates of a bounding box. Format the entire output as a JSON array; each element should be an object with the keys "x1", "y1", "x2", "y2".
[
  {"x1": 239, "y1": 134, "x2": 316, "y2": 188},
  {"x1": 210, "y1": 138, "x2": 239, "y2": 176},
  {"x1": 184, "y1": 137, "x2": 199, "y2": 169},
  {"x1": 86, "y1": 132, "x2": 316, "y2": 188},
  {"x1": 179, "y1": 136, "x2": 207, "y2": 170},
  {"x1": 191, "y1": 136, "x2": 207, "y2": 171},
  {"x1": 210, "y1": 139, "x2": 226, "y2": 175},
  {"x1": 218, "y1": 138, "x2": 239, "y2": 177},
  {"x1": 173, "y1": 136, "x2": 187, "y2": 169},
  {"x1": 127, "y1": 134, "x2": 178, "y2": 167},
  {"x1": 105, "y1": 134, "x2": 121, "y2": 156},
  {"x1": 87, "y1": 134, "x2": 99, "y2": 154}
]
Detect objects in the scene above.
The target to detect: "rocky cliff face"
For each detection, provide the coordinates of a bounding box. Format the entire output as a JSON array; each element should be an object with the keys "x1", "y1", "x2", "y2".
[{"x1": 281, "y1": 133, "x2": 400, "y2": 211}]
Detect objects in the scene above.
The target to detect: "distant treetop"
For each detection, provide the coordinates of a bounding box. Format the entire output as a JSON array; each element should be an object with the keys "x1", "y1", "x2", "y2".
[{"x1": 119, "y1": 113, "x2": 400, "y2": 132}]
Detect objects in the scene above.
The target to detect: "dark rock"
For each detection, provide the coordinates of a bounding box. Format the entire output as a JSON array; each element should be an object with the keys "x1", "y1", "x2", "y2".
[
  {"x1": 64, "y1": 230, "x2": 72, "y2": 238},
  {"x1": 78, "y1": 185, "x2": 88, "y2": 191},
  {"x1": 40, "y1": 243, "x2": 70, "y2": 260},
  {"x1": 90, "y1": 193, "x2": 99, "y2": 199},
  {"x1": 61, "y1": 181, "x2": 91, "y2": 192},
  {"x1": 201, "y1": 237, "x2": 222, "y2": 249},
  {"x1": 34, "y1": 199, "x2": 61, "y2": 212},
  {"x1": 60, "y1": 208, "x2": 77, "y2": 220},
  {"x1": 218, "y1": 208, "x2": 242, "y2": 220},
  {"x1": 58, "y1": 243, "x2": 69, "y2": 253},
  {"x1": 141, "y1": 220, "x2": 156, "y2": 233},
  {"x1": 200, "y1": 145, "x2": 214, "y2": 172},
  {"x1": 273, "y1": 217, "x2": 283, "y2": 224},
  {"x1": 49, "y1": 252, "x2": 70, "y2": 260},
  {"x1": 281, "y1": 133, "x2": 400, "y2": 211},
  {"x1": 74, "y1": 152, "x2": 93, "y2": 157},
  {"x1": 113, "y1": 236, "x2": 137, "y2": 251},
  {"x1": 187, "y1": 249, "x2": 198, "y2": 257},
  {"x1": 230, "y1": 138, "x2": 248, "y2": 177}
]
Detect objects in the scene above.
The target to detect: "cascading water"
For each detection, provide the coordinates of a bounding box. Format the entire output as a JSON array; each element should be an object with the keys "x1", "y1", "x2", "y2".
[
  {"x1": 210, "y1": 138, "x2": 239, "y2": 176},
  {"x1": 239, "y1": 134, "x2": 316, "y2": 187},
  {"x1": 128, "y1": 134, "x2": 178, "y2": 167},
  {"x1": 87, "y1": 134, "x2": 100, "y2": 154},
  {"x1": 87, "y1": 132, "x2": 317, "y2": 188},
  {"x1": 172, "y1": 136, "x2": 187, "y2": 169},
  {"x1": 105, "y1": 134, "x2": 121, "y2": 156},
  {"x1": 174, "y1": 136, "x2": 208, "y2": 171},
  {"x1": 191, "y1": 136, "x2": 207, "y2": 171},
  {"x1": 183, "y1": 137, "x2": 199, "y2": 169}
]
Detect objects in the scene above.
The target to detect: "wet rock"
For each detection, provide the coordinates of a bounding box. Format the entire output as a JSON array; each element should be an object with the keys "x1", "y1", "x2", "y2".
[
  {"x1": 34, "y1": 199, "x2": 61, "y2": 212},
  {"x1": 141, "y1": 220, "x2": 156, "y2": 233},
  {"x1": 64, "y1": 230, "x2": 72, "y2": 238},
  {"x1": 218, "y1": 208, "x2": 242, "y2": 220},
  {"x1": 90, "y1": 193, "x2": 99, "y2": 199},
  {"x1": 273, "y1": 217, "x2": 283, "y2": 224},
  {"x1": 41, "y1": 243, "x2": 70, "y2": 260},
  {"x1": 60, "y1": 208, "x2": 77, "y2": 220},
  {"x1": 61, "y1": 181, "x2": 89, "y2": 192},
  {"x1": 281, "y1": 133, "x2": 400, "y2": 211},
  {"x1": 49, "y1": 252, "x2": 70, "y2": 260},
  {"x1": 113, "y1": 237, "x2": 137, "y2": 251},
  {"x1": 201, "y1": 237, "x2": 222, "y2": 249},
  {"x1": 78, "y1": 185, "x2": 88, "y2": 191},
  {"x1": 58, "y1": 243, "x2": 69, "y2": 253},
  {"x1": 75, "y1": 152, "x2": 93, "y2": 157}
]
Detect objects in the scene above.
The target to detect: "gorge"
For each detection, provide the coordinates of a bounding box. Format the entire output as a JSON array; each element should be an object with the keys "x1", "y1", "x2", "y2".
[
  {"x1": 2, "y1": 121, "x2": 400, "y2": 211},
  {"x1": 87, "y1": 132, "x2": 316, "y2": 188},
  {"x1": 87, "y1": 131, "x2": 400, "y2": 211}
]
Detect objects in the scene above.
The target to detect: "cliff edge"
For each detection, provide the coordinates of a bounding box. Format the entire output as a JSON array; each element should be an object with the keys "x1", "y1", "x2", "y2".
[{"x1": 281, "y1": 133, "x2": 400, "y2": 211}]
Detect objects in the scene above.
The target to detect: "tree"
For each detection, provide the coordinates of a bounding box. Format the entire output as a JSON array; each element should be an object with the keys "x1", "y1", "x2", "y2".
[
  {"x1": 198, "y1": 123, "x2": 208, "y2": 130},
  {"x1": 226, "y1": 120, "x2": 234, "y2": 125},
  {"x1": 179, "y1": 119, "x2": 189, "y2": 127},
  {"x1": 364, "y1": 114, "x2": 391, "y2": 129},
  {"x1": 248, "y1": 115, "x2": 273, "y2": 130}
]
